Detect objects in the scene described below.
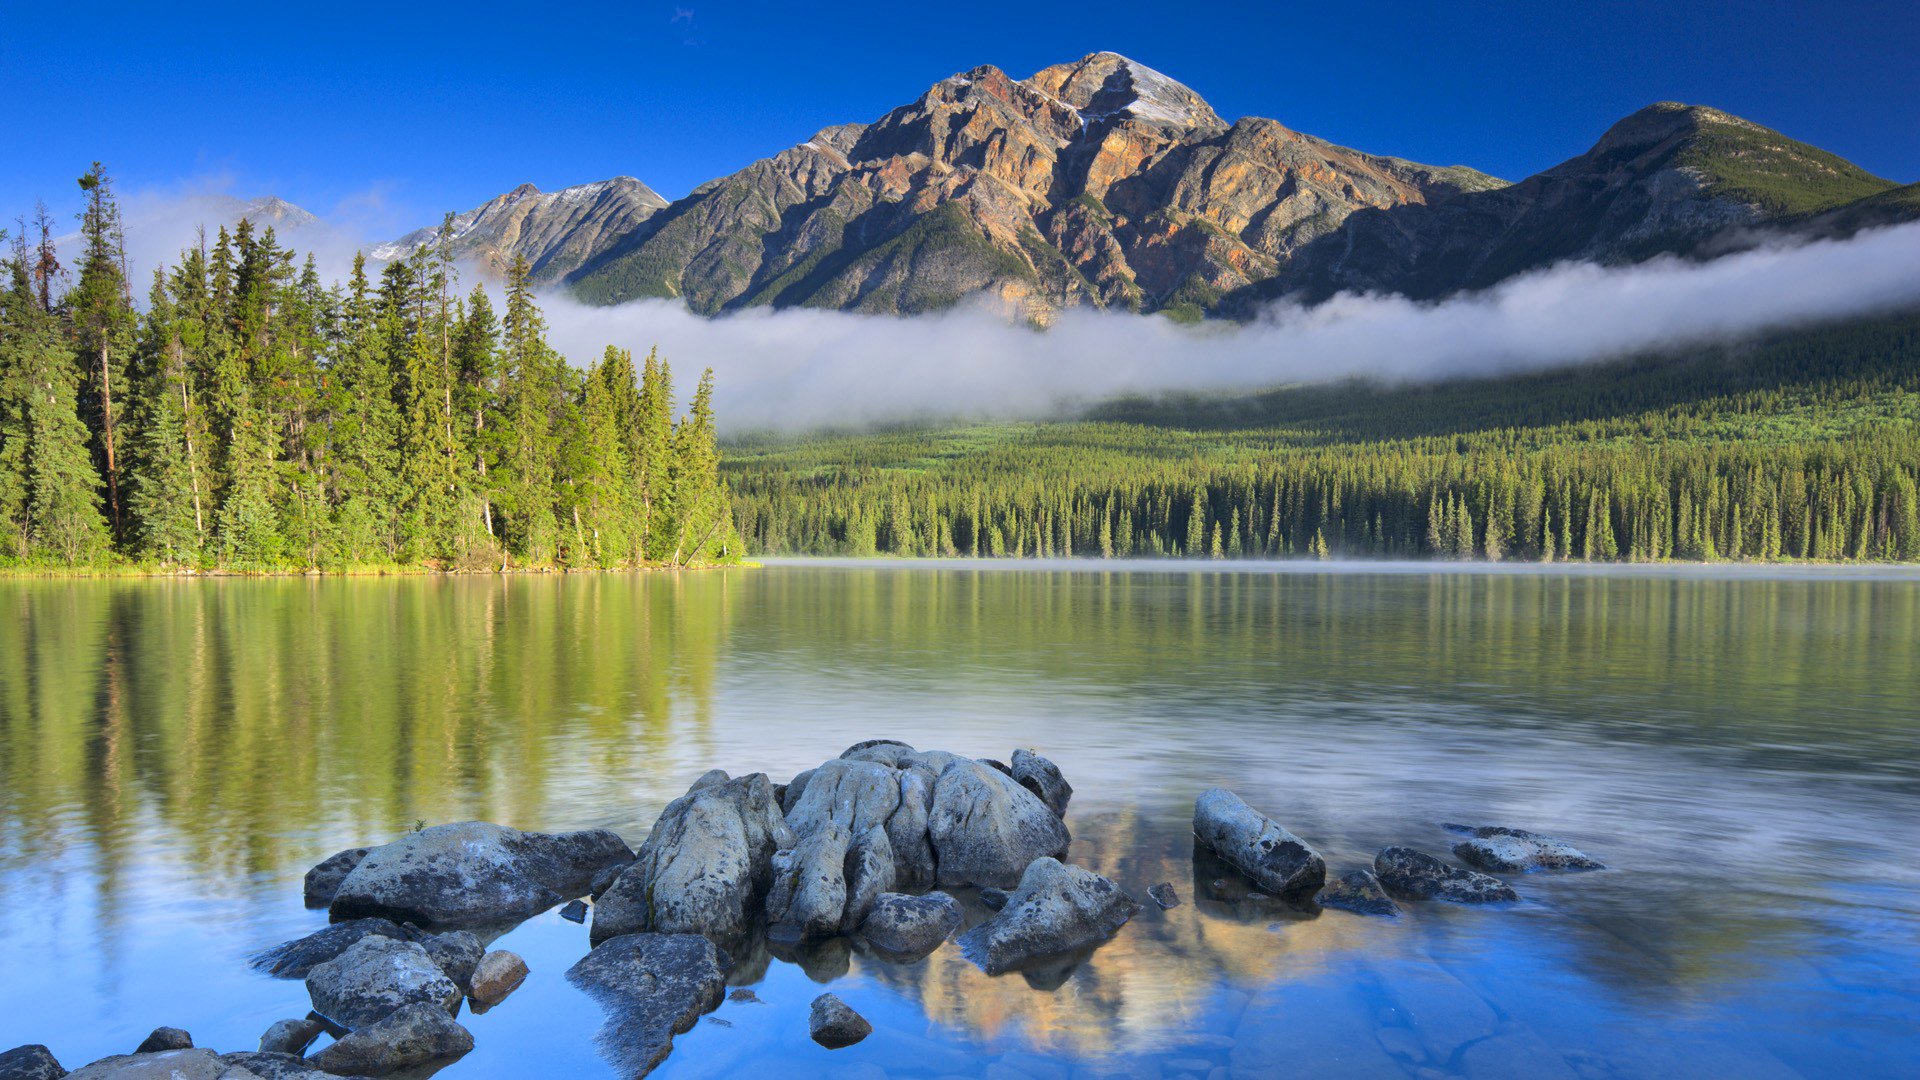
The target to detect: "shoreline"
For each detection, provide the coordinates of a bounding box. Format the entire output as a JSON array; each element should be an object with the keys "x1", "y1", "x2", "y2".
[{"x1": 0, "y1": 561, "x2": 756, "y2": 580}]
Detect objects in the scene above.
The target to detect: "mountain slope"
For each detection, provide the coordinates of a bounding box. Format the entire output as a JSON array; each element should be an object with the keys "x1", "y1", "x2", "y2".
[
  {"x1": 373, "y1": 177, "x2": 668, "y2": 283},
  {"x1": 566, "y1": 53, "x2": 1504, "y2": 318}
]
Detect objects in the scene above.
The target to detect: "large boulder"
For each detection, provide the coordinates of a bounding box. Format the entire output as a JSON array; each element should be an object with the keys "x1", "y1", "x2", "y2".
[
  {"x1": 131, "y1": 1030, "x2": 190, "y2": 1055},
  {"x1": 250, "y1": 918, "x2": 423, "y2": 980},
  {"x1": 785, "y1": 757, "x2": 936, "y2": 889},
  {"x1": 857, "y1": 891, "x2": 963, "y2": 961},
  {"x1": 302, "y1": 848, "x2": 368, "y2": 909},
  {"x1": 1446, "y1": 825, "x2": 1605, "y2": 872},
  {"x1": 566, "y1": 934, "x2": 728, "y2": 1079},
  {"x1": 926, "y1": 758, "x2": 1070, "y2": 888},
  {"x1": 1192, "y1": 788, "x2": 1326, "y2": 895},
  {"x1": 592, "y1": 772, "x2": 792, "y2": 947},
  {"x1": 306, "y1": 936, "x2": 462, "y2": 1031},
  {"x1": 1315, "y1": 869, "x2": 1401, "y2": 917},
  {"x1": 958, "y1": 857, "x2": 1139, "y2": 975},
  {"x1": 65, "y1": 1050, "x2": 224, "y2": 1079},
  {"x1": 258, "y1": 1018, "x2": 325, "y2": 1057},
  {"x1": 421, "y1": 931, "x2": 483, "y2": 994},
  {"x1": 1375, "y1": 847, "x2": 1518, "y2": 903},
  {"x1": 308, "y1": 1003, "x2": 473, "y2": 1077},
  {"x1": 329, "y1": 821, "x2": 632, "y2": 931},
  {"x1": 0, "y1": 1045, "x2": 64, "y2": 1080},
  {"x1": 212, "y1": 1053, "x2": 356, "y2": 1080},
  {"x1": 807, "y1": 994, "x2": 871, "y2": 1049},
  {"x1": 1010, "y1": 749, "x2": 1072, "y2": 818}
]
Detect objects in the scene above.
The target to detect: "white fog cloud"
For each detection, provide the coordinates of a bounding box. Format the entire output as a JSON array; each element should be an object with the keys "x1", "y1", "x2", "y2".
[{"x1": 534, "y1": 221, "x2": 1920, "y2": 432}]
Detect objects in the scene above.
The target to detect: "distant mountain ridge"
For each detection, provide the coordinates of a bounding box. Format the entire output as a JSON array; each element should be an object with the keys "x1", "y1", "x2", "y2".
[{"x1": 367, "y1": 52, "x2": 1914, "y2": 318}]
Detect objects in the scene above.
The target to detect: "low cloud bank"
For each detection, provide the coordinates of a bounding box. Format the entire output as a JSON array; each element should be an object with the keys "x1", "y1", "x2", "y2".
[{"x1": 535, "y1": 221, "x2": 1920, "y2": 433}]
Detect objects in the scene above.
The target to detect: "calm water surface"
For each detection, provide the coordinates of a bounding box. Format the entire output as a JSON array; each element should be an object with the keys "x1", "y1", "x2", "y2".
[{"x1": 1, "y1": 561, "x2": 1917, "y2": 1078}]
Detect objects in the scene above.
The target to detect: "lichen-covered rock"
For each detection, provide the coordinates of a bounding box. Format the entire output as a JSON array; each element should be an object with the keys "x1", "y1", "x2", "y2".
[
  {"x1": 308, "y1": 1003, "x2": 473, "y2": 1077},
  {"x1": 566, "y1": 934, "x2": 728, "y2": 1078},
  {"x1": 0, "y1": 1045, "x2": 64, "y2": 1080},
  {"x1": 927, "y1": 758, "x2": 1070, "y2": 888},
  {"x1": 764, "y1": 823, "x2": 850, "y2": 943},
  {"x1": 329, "y1": 821, "x2": 632, "y2": 931},
  {"x1": 258, "y1": 1018, "x2": 325, "y2": 1056},
  {"x1": 65, "y1": 1050, "x2": 225, "y2": 1079},
  {"x1": 857, "y1": 891, "x2": 963, "y2": 961},
  {"x1": 785, "y1": 757, "x2": 935, "y2": 889},
  {"x1": 1146, "y1": 882, "x2": 1180, "y2": 909},
  {"x1": 958, "y1": 857, "x2": 1139, "y2": 975},
  {"x1": 1010, "y1": 749, "x2": 1072, "y2": 818},
  {"x1": 592, "y1": 772, "x2": 792, "y2": 947},
  {"x1": 1375, "y1": 847, "x2": 1518, "y2": 904},
  {"x1": 807, "y1": 994, "x2": 872, "y2": 1049},
  {"x1": 1192, "y1": 788, "x2": 1326, "y2": 895},
  {"x1": 213, "y1": 1053, "x2": 352, "y2": 1079},
  {"x1": 302, "y1": 847, "x2": 368, "y2": 909},
  {"x1": 131, "y1": 1029, "x2": 190, "y2": 1055},
  {"x1": 305, "y1": 936, "x2": 461, "y2": 1031},
  {"x1": 421, "y1": 931, "x2": 483, "y2": 994},
  {"x1": 1315, "y1": 870, "x2": 1401, "y2": 917},
  {"x1": 1445, "y1": 825, "x2": 1605, "y2": 872},
  {"x1": 250, "y1": 918, "x2": 423, "y2": 980},
  {"x1": 468, "y1": 950, "x2": 529, "y2": 1006},
  {"x1": 978, "y1": 887, "x2": 1010, "y2": 911}
]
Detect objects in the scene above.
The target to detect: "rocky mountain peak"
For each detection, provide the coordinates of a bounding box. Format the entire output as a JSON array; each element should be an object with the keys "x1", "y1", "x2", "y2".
[{"x1": 1027, "y1": 52, "x2": 1225, "y2": 132}]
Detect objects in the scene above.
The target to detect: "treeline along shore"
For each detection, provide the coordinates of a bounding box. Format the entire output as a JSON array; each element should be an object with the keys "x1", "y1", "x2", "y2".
[{"x1": 0, "y1": 164, "x2": 738, "y2": 574}]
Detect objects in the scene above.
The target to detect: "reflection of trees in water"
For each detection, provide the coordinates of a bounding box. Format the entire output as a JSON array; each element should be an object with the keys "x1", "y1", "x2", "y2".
[{"x1": 0, "y1": 575, "x2": 738, "y2": 910}]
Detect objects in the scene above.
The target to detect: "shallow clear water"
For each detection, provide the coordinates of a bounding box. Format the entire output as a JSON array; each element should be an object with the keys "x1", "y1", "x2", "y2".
[{"x1": 1, "y1": 561, "x2": 1917, "y2": 1078}]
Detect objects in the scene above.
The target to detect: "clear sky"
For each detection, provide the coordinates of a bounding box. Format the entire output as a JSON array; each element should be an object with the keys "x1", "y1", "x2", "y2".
[{"x1": 5, "y1": 0, "x2": 1915, "y2": 235}]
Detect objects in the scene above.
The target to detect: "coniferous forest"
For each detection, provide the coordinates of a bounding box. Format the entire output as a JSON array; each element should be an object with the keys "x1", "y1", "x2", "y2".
[{"x1": 0, "y1": 165, "x2": 738, "y2": 572}]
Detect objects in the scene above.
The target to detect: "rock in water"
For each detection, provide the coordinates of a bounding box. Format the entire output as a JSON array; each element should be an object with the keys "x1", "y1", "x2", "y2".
[
  {"x1": 329, "y1": 821, "x2": 632, "y2": 931},
  {"x1": 469, "y1": 950, "x2": 529, "y2": 1006},
  {"x1": 132, "y1": 1029, "x2": 190, "y2": 1054},
  {"x1": 0, "y1": 1045, "x2": 64, "y2": 1080},
  {"x1": 566, "y1": 933, "x2": 728, "y2": 1078},
  {"x1": 1374, "y1": 847, "x2": 1518, "y2": 903},
  {"x1": 1315, "y1": 870, "x2": 1401, "y2": 916},
  {"x1": 259, "y1": 1017, "x2": 326, "y2": 1056},
  {"x1": 306, "y1": 936, "x2": 462, "y2": 1030},
  {"x1": 927, "y1": 758, "x2": 1070, "y2": 888},
  {"x1": 1010, "y1": 749, "x2": 1072, "y2": 818},
  {"x1": 857, "y1": 891, "x2": 963, "y2": 961},
  {"x1": 1146, "y1": 882, "x2": 1180, "y2": 909},
  {"x1": 559, "y1": 899, "x2": 588, "y2": 923},
  {"x1": 808, "y1": 994, "x2": 872, "y2": 1049},
  {"x1": 309, "y1": 1002, "x2": 473, "y2": 1077},
  {"x1": 214, "y1": 1052, "x2": 349, "y2": 1078},
  {"x1": 1191, "y1": 788, "x2": 1326, "y2": 895},
  {"x1": 958, "y1": 857, "x2": 1139, "y2": 975},
  {"x1": 592, "y1": 772, "x2": 793, "y2": 947},
  {"x1": 978, "y1": 887, "x2": 1010, "y2": 911},
  {"x1": 763, "y1": 823, "x2": 851, "y2": 943},
  {"x1": 1445, "y1": 825, "x2": 1605, "y2": 872},
  {"x1": 64, "y1": 1049, "x2": 225, "y2": 1078},
  {"x1": 250, "y1": 918, "x2": 423, "y2": 980},
  {"x1": 302, "y1": 847, "x2": 368, "y2": 908},
  {"x1": 422, "y1": 931, "x2": 483, "y2": 994}
]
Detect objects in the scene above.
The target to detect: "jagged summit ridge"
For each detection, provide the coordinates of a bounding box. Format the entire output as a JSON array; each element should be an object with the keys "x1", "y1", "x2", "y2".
[{"x1": 371, "y1": 176, "x2": 669, "y2": 283}]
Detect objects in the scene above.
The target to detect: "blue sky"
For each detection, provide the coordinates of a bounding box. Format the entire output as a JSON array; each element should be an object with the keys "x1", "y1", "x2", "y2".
[{"x1": 5, "y1": 0, "x2": 1915, "y2": 235}]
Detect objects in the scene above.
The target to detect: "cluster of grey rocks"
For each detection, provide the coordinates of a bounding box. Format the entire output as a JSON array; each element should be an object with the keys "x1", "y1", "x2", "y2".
[{"x1": 0, "y1": 740, "x2": 1601, "y2": 1079}]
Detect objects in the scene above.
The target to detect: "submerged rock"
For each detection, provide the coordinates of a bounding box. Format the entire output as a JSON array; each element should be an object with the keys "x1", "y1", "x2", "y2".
[
  {"x1": 421, "y1": 931, "x2": 483, "y2": 994},
  {"x1": 258, "y1": 1017, "x2": 325, "y2": 1056},
  {"x1": 807, "y1": 994, "x2": 872, "y2": 1049},
  {"x1": 0, "y1": 1045, "x2": 64, "y2": 1080},
  {"x1": 329, "y1": 821, "x2": 632, "y2": 931},
  {"x1": 132, "y1": 1029, "x2": 190, "y2": 1055},
  {"x1": 469, "y1": 950, "x2": 529, "y2": 1006},
  {"x1": 1315, "y1": 870, "x2": 1401, "y2": 917},
  {"x1": 1446, "y1": 825, "x2": 1605, "y2": 872},
  {"x1": 727, "y1": 988, "x2": 762, "y2": 1004},
  {"x1": 1010, "y1": 749, "x2": 1073, "y2": 818},
  {"x1": 250, "y1": 918, "x2": 422, "y2": 980},
  {"x1": 1375, "y1": 847, "x2": 1517, "y2": 904},
  {"x1": 857, "y1": 891, "x2": 963, "y2": 961},
  {"x1": 958, "y1": 857, "x2": 1139, "y2": 975},
  {"x1": 1147, "y1": 882, "x2": 1180, "y2": 909},
  {"x1": 302, "y1": 847, "x2": 369, "y2": 909},
  {"x1": 1192, "y1": 788, "x2": 1326, "y2": 895},
  {"x1": 592, "y1": 772, "x2": 793, "y2": 947},
  {"x1": 309, "y1": 1002, "x2": 473, "y2": 1077},
  {"x1": 566, "y1": 934, "x2": 728, "y2": 1078},
  {"x1": 306, "y1": 936, "x2": 462, "y2": 1031}
]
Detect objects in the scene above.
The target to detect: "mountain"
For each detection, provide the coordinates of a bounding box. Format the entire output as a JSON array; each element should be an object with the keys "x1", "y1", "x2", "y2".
[
  {"x1": 376, "y1": 53, "x2": 1913, "y2": 319},
  {"x1": 372, "y1": 176, "x2": 668, "y2": 284},
  {"x1": 565, "y1": 53, "x2": 1506, "y2": 318}
]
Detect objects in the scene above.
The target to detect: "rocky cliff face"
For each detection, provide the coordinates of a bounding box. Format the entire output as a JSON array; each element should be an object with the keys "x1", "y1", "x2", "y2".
[{"x1": 374, "y1": 177, "x2": 668, "y2": 284}]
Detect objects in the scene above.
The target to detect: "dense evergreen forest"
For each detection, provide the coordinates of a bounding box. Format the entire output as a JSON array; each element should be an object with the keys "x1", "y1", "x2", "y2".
[
  {"x1": 0, "y1": 165, "x2": 737, "y2": 572},
  {"x1": 728, "y1": 315, "x2": 1920, "y2": 563}
]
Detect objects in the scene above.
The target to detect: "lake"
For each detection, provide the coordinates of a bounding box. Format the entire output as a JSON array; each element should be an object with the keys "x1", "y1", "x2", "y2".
[{"x1": 1, "y1": 561, "x2": 1916, "y2": 1078}]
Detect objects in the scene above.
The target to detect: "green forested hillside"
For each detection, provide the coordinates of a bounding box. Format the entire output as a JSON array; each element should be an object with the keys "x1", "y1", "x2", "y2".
[
  {"x1": 0, "y1": 166, "x2": 738, "y2": 572},
  {"x1": 727, "y1": 315, "x2": 1920, "y2": 562}
]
